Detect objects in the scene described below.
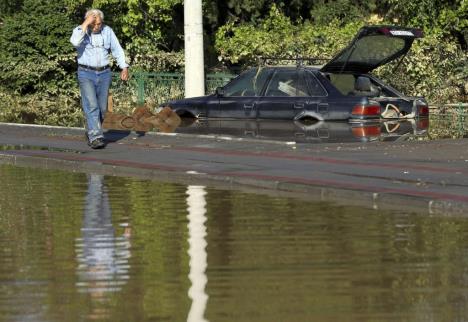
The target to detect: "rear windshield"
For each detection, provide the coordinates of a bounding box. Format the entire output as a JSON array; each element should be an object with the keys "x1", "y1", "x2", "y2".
[{"x1": 334, "y1": 35, "x2": 406, "y2": 66}]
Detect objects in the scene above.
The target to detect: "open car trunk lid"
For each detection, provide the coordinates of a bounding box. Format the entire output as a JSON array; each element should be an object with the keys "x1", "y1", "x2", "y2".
[{"x1": 320, "y1": 25, "x2": 423, "y2": 74}]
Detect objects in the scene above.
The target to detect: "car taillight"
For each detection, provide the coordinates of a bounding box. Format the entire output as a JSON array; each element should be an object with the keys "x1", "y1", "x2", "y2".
[
  {"x1": 352, "y1": 103, "x2": 381, "y2": 118},
  {"x1": 418, "y1": 118, "x2": 429, "y2": 129},
  {"x1": 352, "y1": 124, "x2": 381, "y2": 138},
  {"x1": 418, "y1": 105, "x2": 429, "y2": 116}
]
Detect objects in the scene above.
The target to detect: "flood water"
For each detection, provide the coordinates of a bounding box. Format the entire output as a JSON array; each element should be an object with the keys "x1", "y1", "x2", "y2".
[
  {"x1": 1, "y1": 164, "x2": 468, "y2": 321},
  {"x1": 104, "y1": 111, "x2": 467, "y2": 143}
]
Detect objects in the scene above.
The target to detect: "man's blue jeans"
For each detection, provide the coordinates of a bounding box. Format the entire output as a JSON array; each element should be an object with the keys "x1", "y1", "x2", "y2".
[{"x1": 78, "y1": 68, "x2": 112, "y2": 142}]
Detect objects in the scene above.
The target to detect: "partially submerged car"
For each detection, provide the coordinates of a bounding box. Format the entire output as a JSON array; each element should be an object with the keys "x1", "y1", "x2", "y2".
[{"x1": 165, "y1": 25, "x2": 429, "y2": 122}]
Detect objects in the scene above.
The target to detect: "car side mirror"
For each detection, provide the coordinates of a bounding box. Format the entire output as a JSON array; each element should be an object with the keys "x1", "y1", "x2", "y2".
[{"x1": 215, "y1": 87, "x2": 225, "y2": 97}]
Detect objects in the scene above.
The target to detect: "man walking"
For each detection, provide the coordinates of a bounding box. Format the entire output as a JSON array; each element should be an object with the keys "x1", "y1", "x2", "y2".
[{"x1": 70, "y1": 9, "x2": 129, "y2": 149}]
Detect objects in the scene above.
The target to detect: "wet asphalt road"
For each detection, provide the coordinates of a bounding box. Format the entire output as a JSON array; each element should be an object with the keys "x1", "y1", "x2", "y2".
[{"x1": 0, "y1": 122, "x2": 467, "y2": 215}]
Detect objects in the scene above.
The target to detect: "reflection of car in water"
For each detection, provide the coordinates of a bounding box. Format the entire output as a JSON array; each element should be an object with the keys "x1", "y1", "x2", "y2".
[
  {"x1": 176, "y1": 118, "x2": 429, "y2": 143},
  {"x1": 164, "y1": 26, "x2": 429, "y2": 122}
]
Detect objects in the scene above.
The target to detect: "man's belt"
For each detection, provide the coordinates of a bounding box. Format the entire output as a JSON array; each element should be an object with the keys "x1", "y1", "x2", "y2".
[{"x1": 78, "y1": 64, "x2": 110, "y2": 71}]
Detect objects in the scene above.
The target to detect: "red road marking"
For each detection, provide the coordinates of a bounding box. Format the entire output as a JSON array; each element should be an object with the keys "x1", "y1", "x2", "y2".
[
  {"x1": 55, "y1": 133, "x2": 468, "y2": 174},
  {"x1": 173, "y1": 146, "x2": 467, "y2": 175}
]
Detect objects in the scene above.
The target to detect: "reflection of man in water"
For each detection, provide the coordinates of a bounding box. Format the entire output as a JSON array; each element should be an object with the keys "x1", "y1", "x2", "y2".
[{"x1": 76, "y1": 174, "x2": 131, "y2": 298}]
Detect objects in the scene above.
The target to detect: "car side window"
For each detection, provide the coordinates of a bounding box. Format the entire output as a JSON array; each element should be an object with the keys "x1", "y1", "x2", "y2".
[
  {"x1": 326, "y1": 73, "x2": 355, "y2": 95},
  {"x1": 222, "y1": 68, "x2": 272, "y2": 97},
  {"x1": 304, "y1": 71, "x2": 327, "y2": 96},
  {"x1": 265, "y1": 70, "x2": 308, "y2": 97},
  {"x1": 252, "y1": 68, "x2": 273, "y2": 95},
  {"x1": 223, "y1": 69, "x2": 256, "y2": 97}
]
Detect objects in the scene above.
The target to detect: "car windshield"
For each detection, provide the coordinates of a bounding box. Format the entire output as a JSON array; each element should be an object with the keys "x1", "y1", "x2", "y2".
[
  {"x1": 223, "y1": 68, "x2": 272, "y2": 97},
  {"x1": 333, "y1": 35, "x2": 406, "y2": 68}
]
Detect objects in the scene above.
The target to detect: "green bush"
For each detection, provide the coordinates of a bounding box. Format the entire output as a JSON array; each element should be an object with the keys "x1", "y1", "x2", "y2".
[
  {"x1": 0, "y1": 90, "x2": 83, "y2": 127},
  {"x1": 0, "y1": 0, "x2": 77, "y2": 96},
  {"x1": 0, "y1": 0, "x2": 82, "y2": 125}
]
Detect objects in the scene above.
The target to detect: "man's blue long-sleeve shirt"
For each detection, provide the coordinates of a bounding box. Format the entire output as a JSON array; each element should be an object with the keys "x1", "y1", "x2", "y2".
[{"x1": 70, "y1": 25, "x2": 129, "y2": 69}]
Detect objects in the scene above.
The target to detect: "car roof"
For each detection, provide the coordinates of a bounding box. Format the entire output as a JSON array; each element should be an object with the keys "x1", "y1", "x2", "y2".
[
  {"x1": 248, "y1": 66, "x2": 322, "y2": 71},
  {"x1": 320, "y1": 25, "x2": 423, "y2": 74}
]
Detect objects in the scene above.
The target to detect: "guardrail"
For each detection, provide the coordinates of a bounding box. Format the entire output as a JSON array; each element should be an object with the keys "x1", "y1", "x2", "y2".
[
  {"x1": 430, "y1": 103, "x2": 468, "y2": 115},
  {"x1": 429, "y1": 103, "x2": 468, "y2": 139},
  {"x1": 444, "y1": 103, "x2": 468, "y2": 116},
  {"x1": 110, "y1": 72, "x2": 235, "y2": 113}
]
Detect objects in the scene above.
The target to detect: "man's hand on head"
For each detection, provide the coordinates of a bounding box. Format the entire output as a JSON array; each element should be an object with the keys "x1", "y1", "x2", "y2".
[{"x1": 81, "y1": 14, "x2": 95, "y2": 30}]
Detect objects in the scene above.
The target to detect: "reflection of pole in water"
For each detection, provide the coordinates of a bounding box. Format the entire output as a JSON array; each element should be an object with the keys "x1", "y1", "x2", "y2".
[
  {"x1": 75, "y1": 174, "x2": 131, "y2": 297},
  {"x1": 186, "y1": 185, "x2": 209, "y2": 322}
]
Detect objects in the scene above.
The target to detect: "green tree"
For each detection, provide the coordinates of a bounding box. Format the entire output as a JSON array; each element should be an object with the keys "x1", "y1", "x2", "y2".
[
  {"x1": 0, "y1": 0, "x2": 82, "y2": 125},
  {"x1": 0, "y1": 0, "x2": 23, "y2": 20},
  {"x1": 385, "y1": 0, "x2": 467, "y2": 49},
  {"x1": 310, "y1": 0, "x2": 378, "y2": 25},
  {"x1": 215, "y1": 4, "x2": 362, "y2": 65},
  {"x1": 0, "y1": 0, "x2": 76, "y2": 95}
]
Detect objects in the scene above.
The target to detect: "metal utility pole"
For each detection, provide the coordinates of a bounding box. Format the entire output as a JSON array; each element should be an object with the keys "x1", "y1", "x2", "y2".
[{"x1": 184, "y1": 0, "x2": 205, "y2": 98}]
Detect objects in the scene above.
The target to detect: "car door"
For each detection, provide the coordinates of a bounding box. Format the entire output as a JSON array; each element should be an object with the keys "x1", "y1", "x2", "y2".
[
  {"x1": 210, "y1": 68, "x2": 272, "y2": 119},
  {"x1": 257, "y1": 69, "x2": 312, "y2": 120},
  {"x1": 258, "y1": 69, "x2": 327, "y2": 120},
  {"x1": 301, "y1": 70, "x2": 330, "y2": 119},
  {"x1": 215, "y1": 95, "x2": 258, "y2": 119}
]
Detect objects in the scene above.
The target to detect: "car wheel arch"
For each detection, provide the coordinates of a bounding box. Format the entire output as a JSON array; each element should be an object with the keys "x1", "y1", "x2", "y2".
[
  {"x1": 174, "y1": 108, "x2": 197, "y2": 119},
  {"x1": 294, "y1": 111, "x2": 324, "y2": 123}
]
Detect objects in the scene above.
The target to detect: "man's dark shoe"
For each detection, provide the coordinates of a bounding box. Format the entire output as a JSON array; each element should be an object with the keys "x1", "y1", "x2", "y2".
[{"x1": 88, "y1": 138, "x2": 106, "y2": 149}]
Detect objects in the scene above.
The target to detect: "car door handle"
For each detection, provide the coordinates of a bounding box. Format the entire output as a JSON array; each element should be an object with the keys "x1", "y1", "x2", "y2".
[
  {"x1": 294, "y1": 102, "x2": 304, "y2": 109},
  {"x1": 318, "y1": 103, "x2": 329, "y2": 113},
  {"x1": 244, "y1": 103, "x2": 255, "y2": 109}
]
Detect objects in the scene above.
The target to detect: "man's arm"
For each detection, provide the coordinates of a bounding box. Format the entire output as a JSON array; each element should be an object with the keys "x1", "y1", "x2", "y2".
[
  {"x1": 108, "y1": 28, "x2": 129, "y2": 80},
  {"x1": 70, "y1": 14, "x2": 95, "y2": 47}
]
